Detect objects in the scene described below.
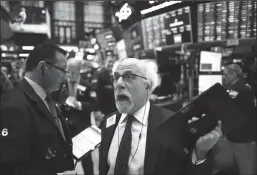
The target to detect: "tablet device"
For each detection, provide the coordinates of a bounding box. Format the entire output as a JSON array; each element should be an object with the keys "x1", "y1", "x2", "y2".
[
  {"x1": 72, "y1": 125, "x2": 101, "y2": 161},
  {"x1": 159, "y1": 83, "x2": 247, "y2": 148}
]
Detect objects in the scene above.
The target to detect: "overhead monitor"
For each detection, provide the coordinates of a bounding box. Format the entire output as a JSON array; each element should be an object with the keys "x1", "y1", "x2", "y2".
[
  {"x1": 96, "y1": 29, "x2": 116, "y2": 50},
  {"x1": 141, "y1": 6, "x2": 192, "y2": 50},
  {"x1": 200, "y1": 51, "x2": 222, "y2": 72},
  {"x1": 198, "y1": 1, "x2": 257, "y2": 42},
  {"x1": 198, "y1": 75, "x2": 223, "y2": 94},
  {"x1": 10, "y1": 6, "x2": 51, "y2": 38}
]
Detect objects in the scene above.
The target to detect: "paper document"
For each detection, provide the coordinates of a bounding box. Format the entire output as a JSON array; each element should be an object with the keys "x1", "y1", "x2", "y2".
[{"x1": 72, "y1": 125, "x2": 101, "y2": 160}]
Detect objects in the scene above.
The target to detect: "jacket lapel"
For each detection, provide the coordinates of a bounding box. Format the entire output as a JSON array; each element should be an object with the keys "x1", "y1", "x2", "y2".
[
  {"x1": 144, "y1": 105, "x2": 170, "y2": 174},
  {"x1": 56, "y1": 104, "x2": 72, "y2": 143},
  {"x1": 19, "y1": 80, "x2": 62, "y2": 135},
  {"x1": 101, "y1": 112, "x2": 121, "y2": 175}
]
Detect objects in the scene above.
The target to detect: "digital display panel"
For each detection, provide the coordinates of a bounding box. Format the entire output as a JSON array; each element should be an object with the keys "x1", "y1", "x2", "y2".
[
  {"x1": 123, "y1": 22, "x2": 144, "y2": 57},
  {"x1": 198, "y1": 1, "x2": 257, "y2": 41},
  {"x1": 96, "y1": 29, "x2": 116, "y2": 49},
  {"x1": 141, "y1": 6, "x2": 192, "y2": 50},
  {"x1": 200, "y1": 51, "x2": 222, "y2": 72}
]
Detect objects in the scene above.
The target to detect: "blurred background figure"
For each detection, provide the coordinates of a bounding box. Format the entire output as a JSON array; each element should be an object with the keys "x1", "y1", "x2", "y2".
[
  {"x1": 0, "y1": 67, "x2": 13, "y2": 94},
  {"x1": 52, "y1": 58, "x2": 101, "y2": 175},
  {"x1": 217, "y1": 64, "x2": 257, "y2": 175},
  {"x1": 95, "y1": 55, "x2": 117, "y2": 128}
]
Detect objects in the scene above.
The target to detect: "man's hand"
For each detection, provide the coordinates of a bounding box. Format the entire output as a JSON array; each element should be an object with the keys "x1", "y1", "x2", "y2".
[
  {"x1": 58, "y1": 170, "x2": 77, "y2": 175},
  {"x1": 195, "y1": 120, "x2": 222, "y2": 160},
  {"x1": 66, "y1": 96, "x2": 82, "y2": 110}
]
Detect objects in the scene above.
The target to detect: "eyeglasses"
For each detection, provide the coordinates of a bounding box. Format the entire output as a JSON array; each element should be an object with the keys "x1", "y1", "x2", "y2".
[
  {"x1": 45, "y1": 61, "x2": 68, "y2": 74},
  {"x1": 110, "y1": 73, "x2": 146, "y2": 83}
]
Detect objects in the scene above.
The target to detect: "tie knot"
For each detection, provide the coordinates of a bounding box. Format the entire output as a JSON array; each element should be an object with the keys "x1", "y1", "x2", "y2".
[
  {"x1": 45, "y1": 90, "x2": 53, "y2": 101},
  {"x1": 126, "y1": 115, "x2": 134, "y2": 125}
]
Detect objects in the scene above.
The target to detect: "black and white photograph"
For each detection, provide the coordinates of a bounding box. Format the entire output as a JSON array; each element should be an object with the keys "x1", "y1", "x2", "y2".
[{"x1": 0, "y1": 1, "x2": 256, "y2": 175}]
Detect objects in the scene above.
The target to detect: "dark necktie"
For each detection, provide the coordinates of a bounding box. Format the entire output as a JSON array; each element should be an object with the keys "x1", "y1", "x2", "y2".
[
  {"x1": 114, "y1": 115, "x2": 134, "y2": 175},
  {"x1": 45, "y1": 91, "x2": 66, "y2": 142}
]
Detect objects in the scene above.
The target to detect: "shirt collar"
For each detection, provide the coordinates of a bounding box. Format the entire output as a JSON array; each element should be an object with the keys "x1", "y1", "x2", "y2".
[
  {"x1": 24, "y1": 76, "x2": 47, "y2": 102},
  {"x1": 119, "y1": 100, "x2": 150, "y2": 126}
]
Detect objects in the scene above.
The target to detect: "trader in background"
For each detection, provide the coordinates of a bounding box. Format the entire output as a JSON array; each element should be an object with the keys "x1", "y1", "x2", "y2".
[
  {"x1": 54, "y1": 58, "x2": 98, "y2": 136},
  {"x1": 0, "y1": 44, "x2": 76, "y2": 175},
  {"x1": 95, "y1": 55, "x2": 117, "y2": 127},
  {"x1": 53, "y1": 58, "x2": 101, "y2": 175},
  {"x1": 99, "y1": 58, "x2": 223, "y2": 175},
  {"x1": 223, "y1": 63, "x2": 257, "y2": 175}
]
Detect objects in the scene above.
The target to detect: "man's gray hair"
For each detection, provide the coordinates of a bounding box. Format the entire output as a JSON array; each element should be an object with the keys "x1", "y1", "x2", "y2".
[
  {"x1": 112, "y1": 58, "x2": 161, "y2": 92},
  {"x1": 226, "y1": 64, "x2": 244, "y2": 79}
]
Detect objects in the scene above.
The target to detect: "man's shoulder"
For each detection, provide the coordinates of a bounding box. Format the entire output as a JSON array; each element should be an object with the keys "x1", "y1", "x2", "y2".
[
  {"x1": 1, "y1": 86, "x2": 27, "y2": 109},
  {"x1": 150, "y1": 104, "x2": 175, "y2": 118},
  {"x1": 232, "y1": 79, "x2": 252, "y2": 92}
]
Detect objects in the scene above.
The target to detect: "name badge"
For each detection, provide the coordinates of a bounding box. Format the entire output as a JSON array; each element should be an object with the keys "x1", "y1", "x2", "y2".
[{"x1": 106, "y1": 114, "x2": 116, "y2": 128}]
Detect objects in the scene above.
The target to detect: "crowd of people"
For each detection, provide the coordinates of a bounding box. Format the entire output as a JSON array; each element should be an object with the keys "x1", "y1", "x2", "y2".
[{"x1": 0, "y1": 43, "x2": 256, "y2": 175}]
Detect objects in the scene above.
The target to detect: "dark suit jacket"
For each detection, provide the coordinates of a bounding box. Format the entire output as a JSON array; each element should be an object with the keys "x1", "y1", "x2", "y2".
[
  {"x1": 226, "y1": 79, "x2": 257, "y2": 142},
  {"x1": 99, "y1": 104, "x2": 212, "y2": 175},
  {"x1": 0, "y1": 80, "x2": 74, "y2": 175},
  {"x1": 95, "y1": 68, "x2": 116, "y2": 116}
]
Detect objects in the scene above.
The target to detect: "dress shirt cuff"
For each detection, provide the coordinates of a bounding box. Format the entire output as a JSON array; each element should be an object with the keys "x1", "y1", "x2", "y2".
[{"x1": 192, "y1": 149, "x2": 206, "y2": 165}]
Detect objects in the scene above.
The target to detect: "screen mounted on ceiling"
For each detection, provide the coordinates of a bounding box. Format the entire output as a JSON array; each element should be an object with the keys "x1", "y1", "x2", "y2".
[
  {"x1": 198, "y1": 1, "x2": 257, "y2": 42},
  {"x1": 141, "y1": 6, "x2": 192, "y2": 50}
]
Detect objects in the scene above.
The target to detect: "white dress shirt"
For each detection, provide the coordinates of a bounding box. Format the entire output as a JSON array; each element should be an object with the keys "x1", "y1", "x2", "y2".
[
  {"x1": 24, "y1": 76, "x2": 50, "y2": 111},
  {"x1": 107, "y1": 101, "x2": 150, "y2": 175},
  {"x1": 106, "y1": 100, "x2": 205, "y2": 175}
]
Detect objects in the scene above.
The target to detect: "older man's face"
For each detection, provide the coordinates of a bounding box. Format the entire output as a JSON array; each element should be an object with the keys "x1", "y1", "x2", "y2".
[{"x1": 113, "y1": 61, "x2": 147, "y2": 114}]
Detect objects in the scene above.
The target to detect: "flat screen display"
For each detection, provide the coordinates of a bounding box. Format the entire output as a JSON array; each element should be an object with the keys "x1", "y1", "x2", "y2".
[
  {"x1": 198, "y1": 1, "x2": 257, "y2": 42},
  {"x1": 96, "y1": 29, "x2": 116, "y2": 49},
  {"x1": 123, "y1": 22, "x2": 143, "y2": 57},
  {"x1": 200, "y1": 51, "x2": 222, "y2": 72},
  {"x1": 141, "y1": 6, "x2": 192, "y2": 50},
  {"x1": 198, "y1": 75, "x2": 223, "y2": 94}
]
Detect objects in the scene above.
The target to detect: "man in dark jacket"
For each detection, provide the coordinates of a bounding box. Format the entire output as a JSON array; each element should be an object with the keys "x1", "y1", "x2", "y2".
[
  {"x1": 99, "y1": 58, "x2": 223, "y2": 175},
  {"x1": 0, "y1": 44, "x2": 76, "y2": 175},
  {"x1": 223, "y1": 64, "x2": 257, "y2": 175},
  {"x1": 95, "y1": 56, "x2": 117, "y2": 118}
]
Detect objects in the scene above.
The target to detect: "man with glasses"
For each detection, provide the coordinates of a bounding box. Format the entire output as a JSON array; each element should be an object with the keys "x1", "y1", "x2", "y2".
[
  {"x1": 99, "y1": 58, "x2": 222, "y2": 175},
  {"x1": 0, "y1": 44, "x2": 76, "y2": 175}
]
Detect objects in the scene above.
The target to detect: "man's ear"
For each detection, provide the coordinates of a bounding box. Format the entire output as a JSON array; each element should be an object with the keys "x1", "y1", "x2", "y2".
[
  {"x1": 38, "y1": 61, "x2": 46, "y2": 76},
  {"x1": 145, "y1": 79, "x2": 151, "y2": 90}
]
